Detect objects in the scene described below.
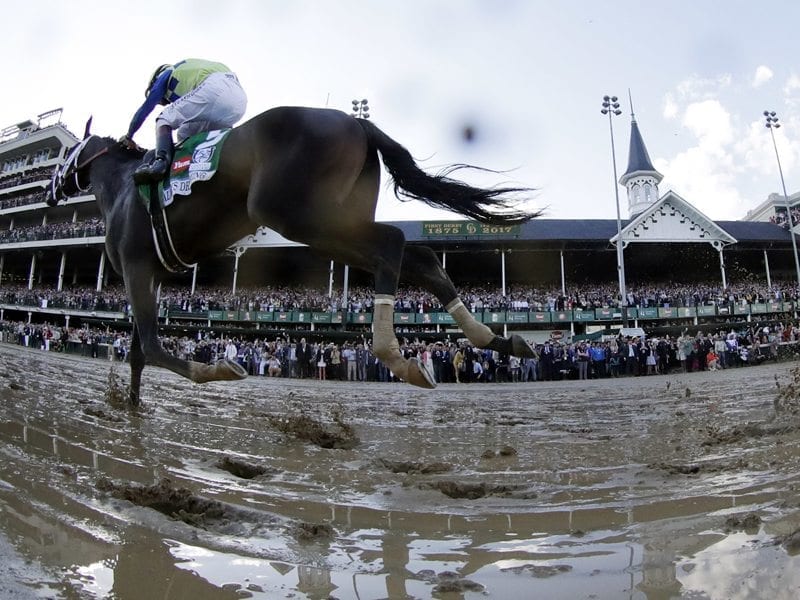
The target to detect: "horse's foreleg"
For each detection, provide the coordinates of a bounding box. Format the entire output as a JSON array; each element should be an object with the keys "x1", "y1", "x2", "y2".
[
  {"x1": 400, "y1": 246, "x2": 534, "y2": 358},
  {"x1": 123, "y1": 264, "x2": 247, "y2": 386}
]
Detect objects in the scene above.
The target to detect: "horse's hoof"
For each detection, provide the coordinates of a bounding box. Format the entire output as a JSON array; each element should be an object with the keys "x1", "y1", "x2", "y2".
[
  {"x1": 405, "y1": 358, "x2": 436, "y2": 389},
  {"x1": 217, "y1": 359, "x2": 248, "y2": 380},
  {"x1": 510, "y1": 334, "x2": 535, "y2": 358}
]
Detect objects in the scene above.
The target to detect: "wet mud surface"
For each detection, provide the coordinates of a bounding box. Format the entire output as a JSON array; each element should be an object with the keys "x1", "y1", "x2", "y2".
[{"x1": 2, "y1": 343, "x2": 800, "y2": 598}]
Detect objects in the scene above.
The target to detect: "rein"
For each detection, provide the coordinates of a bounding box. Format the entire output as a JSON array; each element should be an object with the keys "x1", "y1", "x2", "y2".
[{"x1": 75, "y1": 146, "x2": 110, "y2": 170}]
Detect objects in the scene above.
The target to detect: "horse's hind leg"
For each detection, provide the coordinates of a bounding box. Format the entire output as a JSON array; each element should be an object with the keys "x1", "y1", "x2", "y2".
[
  {"x1": 400, "y1": 245, "x2": 534, "y2": 358},
  {"x1": 288, "y1": 222, "x2": 434, "y2": 389}
]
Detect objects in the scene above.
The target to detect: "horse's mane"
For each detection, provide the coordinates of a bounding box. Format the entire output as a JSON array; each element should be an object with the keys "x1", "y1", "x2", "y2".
[{"x1": 99, "y1": 136, "x2": 147, "y2": 160}]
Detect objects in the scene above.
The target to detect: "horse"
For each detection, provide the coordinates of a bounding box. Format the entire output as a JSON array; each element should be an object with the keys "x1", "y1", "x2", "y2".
[{"x1": 48, "y1": 107, "x2": 538, "y2": 405}]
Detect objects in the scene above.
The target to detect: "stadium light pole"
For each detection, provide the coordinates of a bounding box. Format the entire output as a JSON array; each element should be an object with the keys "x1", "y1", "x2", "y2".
[
  {"x1": 351, "y1": 99, "x2": 370, "y2": 120},
  {"x1": 764, "y1": 110, "x2": 800, "y2": 291},
  {"x1": 602, "y1": 95, "x2": 628, "y2": 327}
]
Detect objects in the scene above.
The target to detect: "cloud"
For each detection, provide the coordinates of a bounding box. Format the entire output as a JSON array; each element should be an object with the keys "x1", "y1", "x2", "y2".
[
  {"x1": 663, "y1": 93, "x2": 678, "y2": 119},
  {"x1": 752, "y1": 65, "x2": 773, "y2": 88},
  {"x1": 682, "y1": 100, "x2": 733, "y2": 151},
  {"x1": 655, "y1": 97, "x2": 757, "y2": 219},
  {"x1": 656, "y1": 147, "x2": 748, "y2": 220},
  {"x1": 675, "y1": 74, "x2": 732, "y2": 100}
]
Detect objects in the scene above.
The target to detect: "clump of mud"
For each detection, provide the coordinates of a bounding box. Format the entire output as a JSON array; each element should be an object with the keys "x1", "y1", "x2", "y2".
[
  {"x1": 724, "y1": 512, "x2": 762, "y2": 533},
  {"x1": 416, "y1": 570, "x2": 484, "y2": 595},
  {"x1": 97, "y1": 477, "x2": 228, "y2": 527},
  {"x1": 421, "y1": 480, "x2": 526, "y2": 500},
  {"x1": 291, "y1": 521, "x2": 335, "y2": 542},
  {"x1": 215, "y1": 456, "x2": 274, "y2": 479},
  {"x1": 482, "y1": 445, "x2": 518, "y2": 458},
  {"x1": 650, "y1": 462, "x2": 701, "y2": 475},
  {"x1": 649, "y1": 458, "x2": 749, "y2": 476},
  {"x1": 96, "y1": 477, "x2": 282, "y2": 538},
  {"x1": 267, "y1": 404, "x2": 358, "y2": 449},
  {"x1": 378, "y1": 458, "x2": 451, "y2": 474},
  {"x1": 500, "y1": 564, "x2": 573, "y2": 578},
  {"x1": 779, "y1": 529, "x2": 800, "y2": 555},
  {"x1": 83, "y1": 405, "x2": 125, "y2": 423}
]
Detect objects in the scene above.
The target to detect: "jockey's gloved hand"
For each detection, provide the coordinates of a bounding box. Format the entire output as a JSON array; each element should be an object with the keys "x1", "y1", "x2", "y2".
[{"x1": 118, "y1": 135, "x2": 140, "y2": 151}]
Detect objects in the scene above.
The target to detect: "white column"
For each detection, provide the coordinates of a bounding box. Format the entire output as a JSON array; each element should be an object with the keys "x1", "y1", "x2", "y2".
[
  {"x1": 763, "y1": 249, "x2": 772, "y2": 290},
  {"x1": 342, "y1": 264, "x2": 350, "y2": 315},
  {"x1": 718, "y1": 248, "x2": 727, "y2": 290},
  {"x1": 328, "y1": 259, "x2": 334, "y2": 298},
  {"x1": 191, "y1": 263, "x2": 198, "y2": 295},
  {"x1": 0, "y1": 254, "x2": 4, "y2": 284},
  {"x1": 231, "y1": 246, "x2": 246, "y2": 294},
  {"x1": 560, "y1": 250, "x2": 566, "y2": 295},
  {"x1": 442, "y1": 251, "x2": 447, "y2": 270},
  {"x1": 27, "y1": 254, "x2": 36, "y2": 290},
  {"x1": 96, "y1": 251, "x2": 106, "y2": 292},
  {"x1": 500, "y1": 250, "x2": 507, "y2": 297},
  {"x1": 57, "y1": 251, "x2": 67, "y2": 291}
]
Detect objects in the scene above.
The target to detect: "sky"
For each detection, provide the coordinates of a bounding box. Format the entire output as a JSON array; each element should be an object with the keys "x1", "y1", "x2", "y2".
[{"x1": 3, "y1": 0, "x2": 800, "y2": 223}]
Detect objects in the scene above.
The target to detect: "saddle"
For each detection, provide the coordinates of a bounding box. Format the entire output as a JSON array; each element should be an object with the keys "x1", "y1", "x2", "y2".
[{"x1": 137, "y1": 129, "x2": 231, "y2": 273}]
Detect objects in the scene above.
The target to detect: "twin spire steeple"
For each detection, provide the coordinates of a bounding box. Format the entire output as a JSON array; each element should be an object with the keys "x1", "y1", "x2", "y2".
[{"x1": 618, "y1": 95, "x2": 663, "y2": 218}]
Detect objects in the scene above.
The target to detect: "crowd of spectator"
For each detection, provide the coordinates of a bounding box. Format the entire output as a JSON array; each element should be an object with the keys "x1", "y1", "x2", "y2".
[
  {"x1": 2, "y1": 279, "x2": 800, "y2": 316},
  {"x1": 770, "y1": 207, "x2": 800, "y2": 229},
  {"x1": 0, "y1": 189, "x2": 47, "y2": 210},
  {"x1": 0, "y1": 166, "x2": 52, "y2": 191},
  {"x1": 0, "y1": 317, "x2": 794, "y2": 385},
  {"x1": 155, "y1": 279, "x2": 800, "y2": 314},
  {"x1": 0, "y1": 284, "x2": 129, "y2": 313},
  {"x1": 0, "y1": 217, "x2": 105, "y2": 244}
]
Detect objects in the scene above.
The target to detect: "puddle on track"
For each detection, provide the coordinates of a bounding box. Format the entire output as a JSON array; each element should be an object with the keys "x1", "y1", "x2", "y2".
[{"x1": 2, "y1": 343, "x2": 800, "y2": 598}]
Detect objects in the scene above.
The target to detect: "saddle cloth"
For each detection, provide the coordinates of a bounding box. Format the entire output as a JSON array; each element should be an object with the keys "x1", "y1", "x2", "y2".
[{"x1": 138, "y1": 128, "x2": 231, "y2": 211}]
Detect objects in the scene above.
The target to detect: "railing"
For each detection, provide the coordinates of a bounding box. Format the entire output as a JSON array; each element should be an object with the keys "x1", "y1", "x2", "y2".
[
  {"x1": 162, "y1": 301, "x2": 796, "y2": 325},
  {"x1": 2, "y1": 300, "x2": 795, "y2": 326}
]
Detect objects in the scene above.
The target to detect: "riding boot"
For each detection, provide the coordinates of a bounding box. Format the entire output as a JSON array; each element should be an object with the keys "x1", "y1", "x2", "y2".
[{"x1": 134, "y1": 125, "x2": 174, "y2": 184}]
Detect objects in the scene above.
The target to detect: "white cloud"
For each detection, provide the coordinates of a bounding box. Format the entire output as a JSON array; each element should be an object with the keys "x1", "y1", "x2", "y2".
[
  {"x1": 663, "y1": 93, "x2": 678, "y2": 119},
  {"x1": 682, "y1": 100, "x2": 733, "y2": 151},
  {"x1": 656, "y1": 147, "x2": 747, "y2": 220},
  {"x1": 784, "y1": 73, "x2": 800, "y2": 95},
  {"x1": 752, "y1": 65, "x2": 773, "y2": 88},
  {"x1": 675, "y1": 74, "x2": 732, "y2": 100}
]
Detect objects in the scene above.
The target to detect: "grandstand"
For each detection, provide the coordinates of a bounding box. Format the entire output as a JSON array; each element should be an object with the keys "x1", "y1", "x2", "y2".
[{"x1": 2, "y1": 108, "x2": 800, "y2": 344}]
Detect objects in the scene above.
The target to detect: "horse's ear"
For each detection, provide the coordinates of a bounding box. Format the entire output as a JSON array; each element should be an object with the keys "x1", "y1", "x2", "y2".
[{"x1": 83, "y1": 116, "x2": 93, "y2": 139}]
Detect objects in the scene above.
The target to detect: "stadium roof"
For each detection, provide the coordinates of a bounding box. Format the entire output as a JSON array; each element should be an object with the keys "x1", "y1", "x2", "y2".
[{"x1": 386, "y1": 218, "x2": 795, "y2": 245}]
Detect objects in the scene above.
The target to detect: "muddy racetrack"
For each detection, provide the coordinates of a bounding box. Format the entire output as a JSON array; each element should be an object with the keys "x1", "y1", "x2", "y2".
[{"x1": 1, "y1": 342, "x2": 800, "y2": 599}]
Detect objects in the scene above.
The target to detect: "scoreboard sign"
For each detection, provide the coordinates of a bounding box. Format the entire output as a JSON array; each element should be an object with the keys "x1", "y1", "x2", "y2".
[{"x1": 422, "y1": 221, "x2": 521, "y2": 237}]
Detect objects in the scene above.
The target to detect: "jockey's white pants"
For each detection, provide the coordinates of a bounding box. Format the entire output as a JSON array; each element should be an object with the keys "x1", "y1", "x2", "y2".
[{"x1": 157, "y1": 72, "x2": 247, "y2": 142}]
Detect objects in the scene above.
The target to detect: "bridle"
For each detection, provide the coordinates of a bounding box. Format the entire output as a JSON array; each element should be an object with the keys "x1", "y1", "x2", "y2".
[{"x1": 48, "y1": 136, "x2": 110, "y2": 205}]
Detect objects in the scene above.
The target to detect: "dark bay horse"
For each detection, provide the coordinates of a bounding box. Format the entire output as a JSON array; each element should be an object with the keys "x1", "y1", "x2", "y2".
[{"x1": 48, "y1": 107, "x2": 538, "y2": 404}]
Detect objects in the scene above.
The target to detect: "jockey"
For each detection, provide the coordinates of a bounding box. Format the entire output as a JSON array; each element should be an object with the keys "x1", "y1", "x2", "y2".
[{"x1": 119, "y1": 58, "x2": 247, "y2": 184}]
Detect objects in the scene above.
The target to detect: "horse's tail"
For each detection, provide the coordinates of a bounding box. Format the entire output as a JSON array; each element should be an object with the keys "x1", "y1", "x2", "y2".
[{"x1": 357, "y1": 119, "x2": 539, "y2": 225}]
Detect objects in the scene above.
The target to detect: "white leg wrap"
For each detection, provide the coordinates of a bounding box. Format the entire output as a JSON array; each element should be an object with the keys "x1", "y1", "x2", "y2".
[
  {"x1": 372, "y1": 295, "x2": 436, "y2": 388},
  {"x1": 446, "y1": 299, "x2": 495, "y2": 348},
  {"x1": 373, "y1": 296, "x2": 405, "y2": 374}
]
